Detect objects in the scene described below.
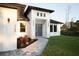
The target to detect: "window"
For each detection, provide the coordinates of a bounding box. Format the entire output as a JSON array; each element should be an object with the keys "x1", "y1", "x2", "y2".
[
  {"x1": 37, "y1": 12, "x2": 39, "y2": 16},
  {"x1": 40, "y1": 13, "x2": 42, "y2": 17},
  {"x1": 54, "y1": 25, "x2": 57, "y2": 32},
  {"x1": 37, "y1": 12, "x2": 46, "y2": 17},
  {"x1": 50, "y1": 24, "x2": 57, "y2": 32},
  {"x1": 44, "y1": 13, "x2": 46, "y2": 17},
  {"x1": 50, "y1": 25, "x2": 53, "y2": 32},
  {"x1": 20, "y1": 23, "x2": 26, "y2": 32}
]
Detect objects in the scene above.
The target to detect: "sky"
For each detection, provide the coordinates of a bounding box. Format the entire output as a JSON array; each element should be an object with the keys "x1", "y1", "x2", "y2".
[{"x1": 22, "y1": 3, "x2": 79, "y2": 23}]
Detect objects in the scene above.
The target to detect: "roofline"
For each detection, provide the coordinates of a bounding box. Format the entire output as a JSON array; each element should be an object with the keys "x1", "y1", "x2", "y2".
[
  {"x1": 50, "y1": 19, "x2": 63, "y2": 24},
  {"x1": 0, "y1": 3, "x2": 26, "y2": 9},
  {"x1": 24, "y1": 5, "x2": 55, "y2": 16},
  {"x1": 29, "y1": 6, "x2": 54, "y2": 13}
]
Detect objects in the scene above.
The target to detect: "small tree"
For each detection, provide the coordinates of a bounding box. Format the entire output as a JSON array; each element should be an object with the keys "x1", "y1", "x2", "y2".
[
  {"x1": 61, "y1": 24, "x2": 68, "y2": 31},
  {"x1": 75, "y1": 20, "x2": 79, "y2": 32},
  {"x1": 61, "y1": 20, "x2": 79, "y2": 36}
]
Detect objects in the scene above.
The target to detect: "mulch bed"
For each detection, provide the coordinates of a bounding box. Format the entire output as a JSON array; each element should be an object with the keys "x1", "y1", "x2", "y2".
[{"x1": 17, "y1": 35, "x2": 38, "y2": 49}]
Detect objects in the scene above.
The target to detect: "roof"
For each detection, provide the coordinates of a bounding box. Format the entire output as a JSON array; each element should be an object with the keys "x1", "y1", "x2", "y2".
[
  {"x1": 24, "y1": 6, "x2": 54, "y2": 16},
  {"x1": 0, "y1": 3, "x2": 29, "y2": 21},
  {"x1": 50, "y1": 19, "x2": 63, "y2": 24},
  {"x1": 17, "y1": 16, "x2": 30, "y2": 21},
  {"x1": 0, "y1": 3, "x2": 26, "y2": 9}
]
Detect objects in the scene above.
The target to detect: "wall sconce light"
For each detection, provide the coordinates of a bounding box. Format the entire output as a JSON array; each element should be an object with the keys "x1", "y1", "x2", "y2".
[{"x1": 7, "y1": 18, "x2": 10, "y2": 23}]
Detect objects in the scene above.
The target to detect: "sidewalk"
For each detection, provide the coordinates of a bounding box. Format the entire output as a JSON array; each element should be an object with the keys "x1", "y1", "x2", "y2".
[{"x1": 0, "y1": 37, "x2": 48, "y2": 56}]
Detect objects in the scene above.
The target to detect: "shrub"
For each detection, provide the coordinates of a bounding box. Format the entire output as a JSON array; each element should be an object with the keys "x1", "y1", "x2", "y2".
[
  {"x1": 61, "y1": 30, "x2": 79, "y2": 36},
  {"x1": 17, "y1": 35, "x2": 38, "y2": 49}
]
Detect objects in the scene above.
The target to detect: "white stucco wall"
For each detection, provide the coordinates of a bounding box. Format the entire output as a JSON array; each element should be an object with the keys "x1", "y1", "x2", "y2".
[
  {"x1": 33, "y1": 10, "x2": 51, "y2": 38},
  {"x1": 27, "y1": 10, "x2": 33, "y2": 38},
  {"x1": 42, "y1": 21, "x2": 47, "y2": 37},
  {"x1": 16, "y1": 21, "x2": 28, "y2": 38},
  {"x1": 0, "y1": 7, "x2": 17, "y2": 51},
  {"x1": 27, "y1": 9, "x2": 51, "y2": 39},
  {"x1": 49, "y1": 24, "x2": 61, "y2": 36}
]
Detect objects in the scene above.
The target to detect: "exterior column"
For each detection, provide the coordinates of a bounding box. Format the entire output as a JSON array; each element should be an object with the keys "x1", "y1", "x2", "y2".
[
  {"x1": 30, "y1": 18, "x2": 36, "y2": 39},
  {"x1": 46, "y1": 19, "x2": 50, "y2": 38}
]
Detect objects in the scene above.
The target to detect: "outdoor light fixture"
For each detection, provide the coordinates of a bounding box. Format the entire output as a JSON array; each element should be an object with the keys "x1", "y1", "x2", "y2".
[{"x1": 7, "y1": 18, "x2": 10, "y2": 23}]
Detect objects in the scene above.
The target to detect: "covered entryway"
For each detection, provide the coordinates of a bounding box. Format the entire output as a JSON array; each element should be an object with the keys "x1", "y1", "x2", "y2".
[{"x1": 35, "y1": 19, "x2": 47, "y2": 38}]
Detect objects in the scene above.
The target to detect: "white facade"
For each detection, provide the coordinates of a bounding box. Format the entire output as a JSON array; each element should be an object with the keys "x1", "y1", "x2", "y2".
[
  {"x1": 27, "y1": 9, "x2": 61, "y2": 39},
  {"x1": 49, "y1": 23, "x2": 61, "y2": 36},
  {"x1": 16, "y1": 21, "x2": 28, "y2": 38},
  {"x1": 0, "y1": 5, "x2": 61, "y2": 51},
  {"x1": 0, "y1": 7, "x2": 17, "y2": 51},
  {"x1": 27, "y1": 9, "x2": 51, "y2": 39}
]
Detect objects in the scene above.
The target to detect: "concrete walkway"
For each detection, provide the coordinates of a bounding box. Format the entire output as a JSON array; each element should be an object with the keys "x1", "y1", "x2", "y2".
[{"x1": 0, "y1": 37, "x2": 48, "y2": 56}]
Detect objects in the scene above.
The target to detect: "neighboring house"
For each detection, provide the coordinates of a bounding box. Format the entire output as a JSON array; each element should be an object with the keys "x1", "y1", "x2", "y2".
[{"x1": 0, "y1": 3, "x2": 62, "y2": 51}]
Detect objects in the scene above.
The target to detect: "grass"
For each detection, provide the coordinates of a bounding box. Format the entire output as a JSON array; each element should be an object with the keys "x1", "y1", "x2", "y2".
[{"x1": 41, "y1": 35, "x2": 79, "y2": 56}]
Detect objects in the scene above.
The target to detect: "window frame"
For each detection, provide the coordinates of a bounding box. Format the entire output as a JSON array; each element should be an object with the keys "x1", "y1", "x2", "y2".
[
  {"x1": 40, "y1": 13, "x2": 42, "y2": 17},
  {"x1": 44, "y1": 13, "x2": 46, "y2": 17},
  {"x1": 54, "y1": 25, "x2": 57, "y2": 32},
  {"x1": 20, "y1": 23, "x2": 26, "y2": 32},
  {"x1": 37, "y1": 12, "x2": 46, "y2": 17},
  {"x1": 50, "y1": 25, "x2": 53, "y2": 32},
  {"x1": 50, "y1": 24, "x2": 57, "y2": 32},
  {"x1": 37, "y1": 12, "x2": 39, "y2": 16}
]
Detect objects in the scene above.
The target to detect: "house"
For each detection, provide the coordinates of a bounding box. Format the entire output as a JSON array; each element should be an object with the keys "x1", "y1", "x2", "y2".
[
  {"x1": 0, "y1": 3, "x2": 26, "y2": 51},
  {"x1": 0, "y1": 3, "x2": 62, "y2": 51}
]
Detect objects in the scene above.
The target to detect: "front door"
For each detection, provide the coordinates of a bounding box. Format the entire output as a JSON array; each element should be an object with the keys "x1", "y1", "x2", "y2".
[{"x1": 36, "y1": 24, "x2": 42, "y2": 36}]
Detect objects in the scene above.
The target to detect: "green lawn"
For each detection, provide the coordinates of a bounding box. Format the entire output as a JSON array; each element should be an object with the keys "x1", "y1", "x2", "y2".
[{"x1": 41, "y1": 35, "x2": 79, "y2": 56}]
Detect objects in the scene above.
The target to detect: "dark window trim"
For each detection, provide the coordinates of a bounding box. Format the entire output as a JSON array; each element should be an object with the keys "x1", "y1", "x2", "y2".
[
  {"x1": 40, "y1": 13, "x2": 42, "y2": 17},
  {"x1": 44, "y1": 13, "x2": 46, "y2": 17},
  {"x1": 20, "y1": 23, "x2": 26, "y2": 32},
  {"x1": 50, "y1": 24, "x2": 57, "y2": 32},
  {"x1": 54, "y1": 25, "x2": 57, "y2": 32},
  {"x1": 37, "y1": 12, "x2": 39, "y2": 16},
  {"x1": 50, "y1": 25, "x2": 53, "y2": 32}
]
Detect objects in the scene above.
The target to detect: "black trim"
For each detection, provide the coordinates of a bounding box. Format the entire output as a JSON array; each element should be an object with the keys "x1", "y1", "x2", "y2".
[
  {"x1": 24, "y1": 6, "x2": 54, "y2": 16},
  {"x1": 50, "y1": 19, "x2": 63, "y2": 24}
]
